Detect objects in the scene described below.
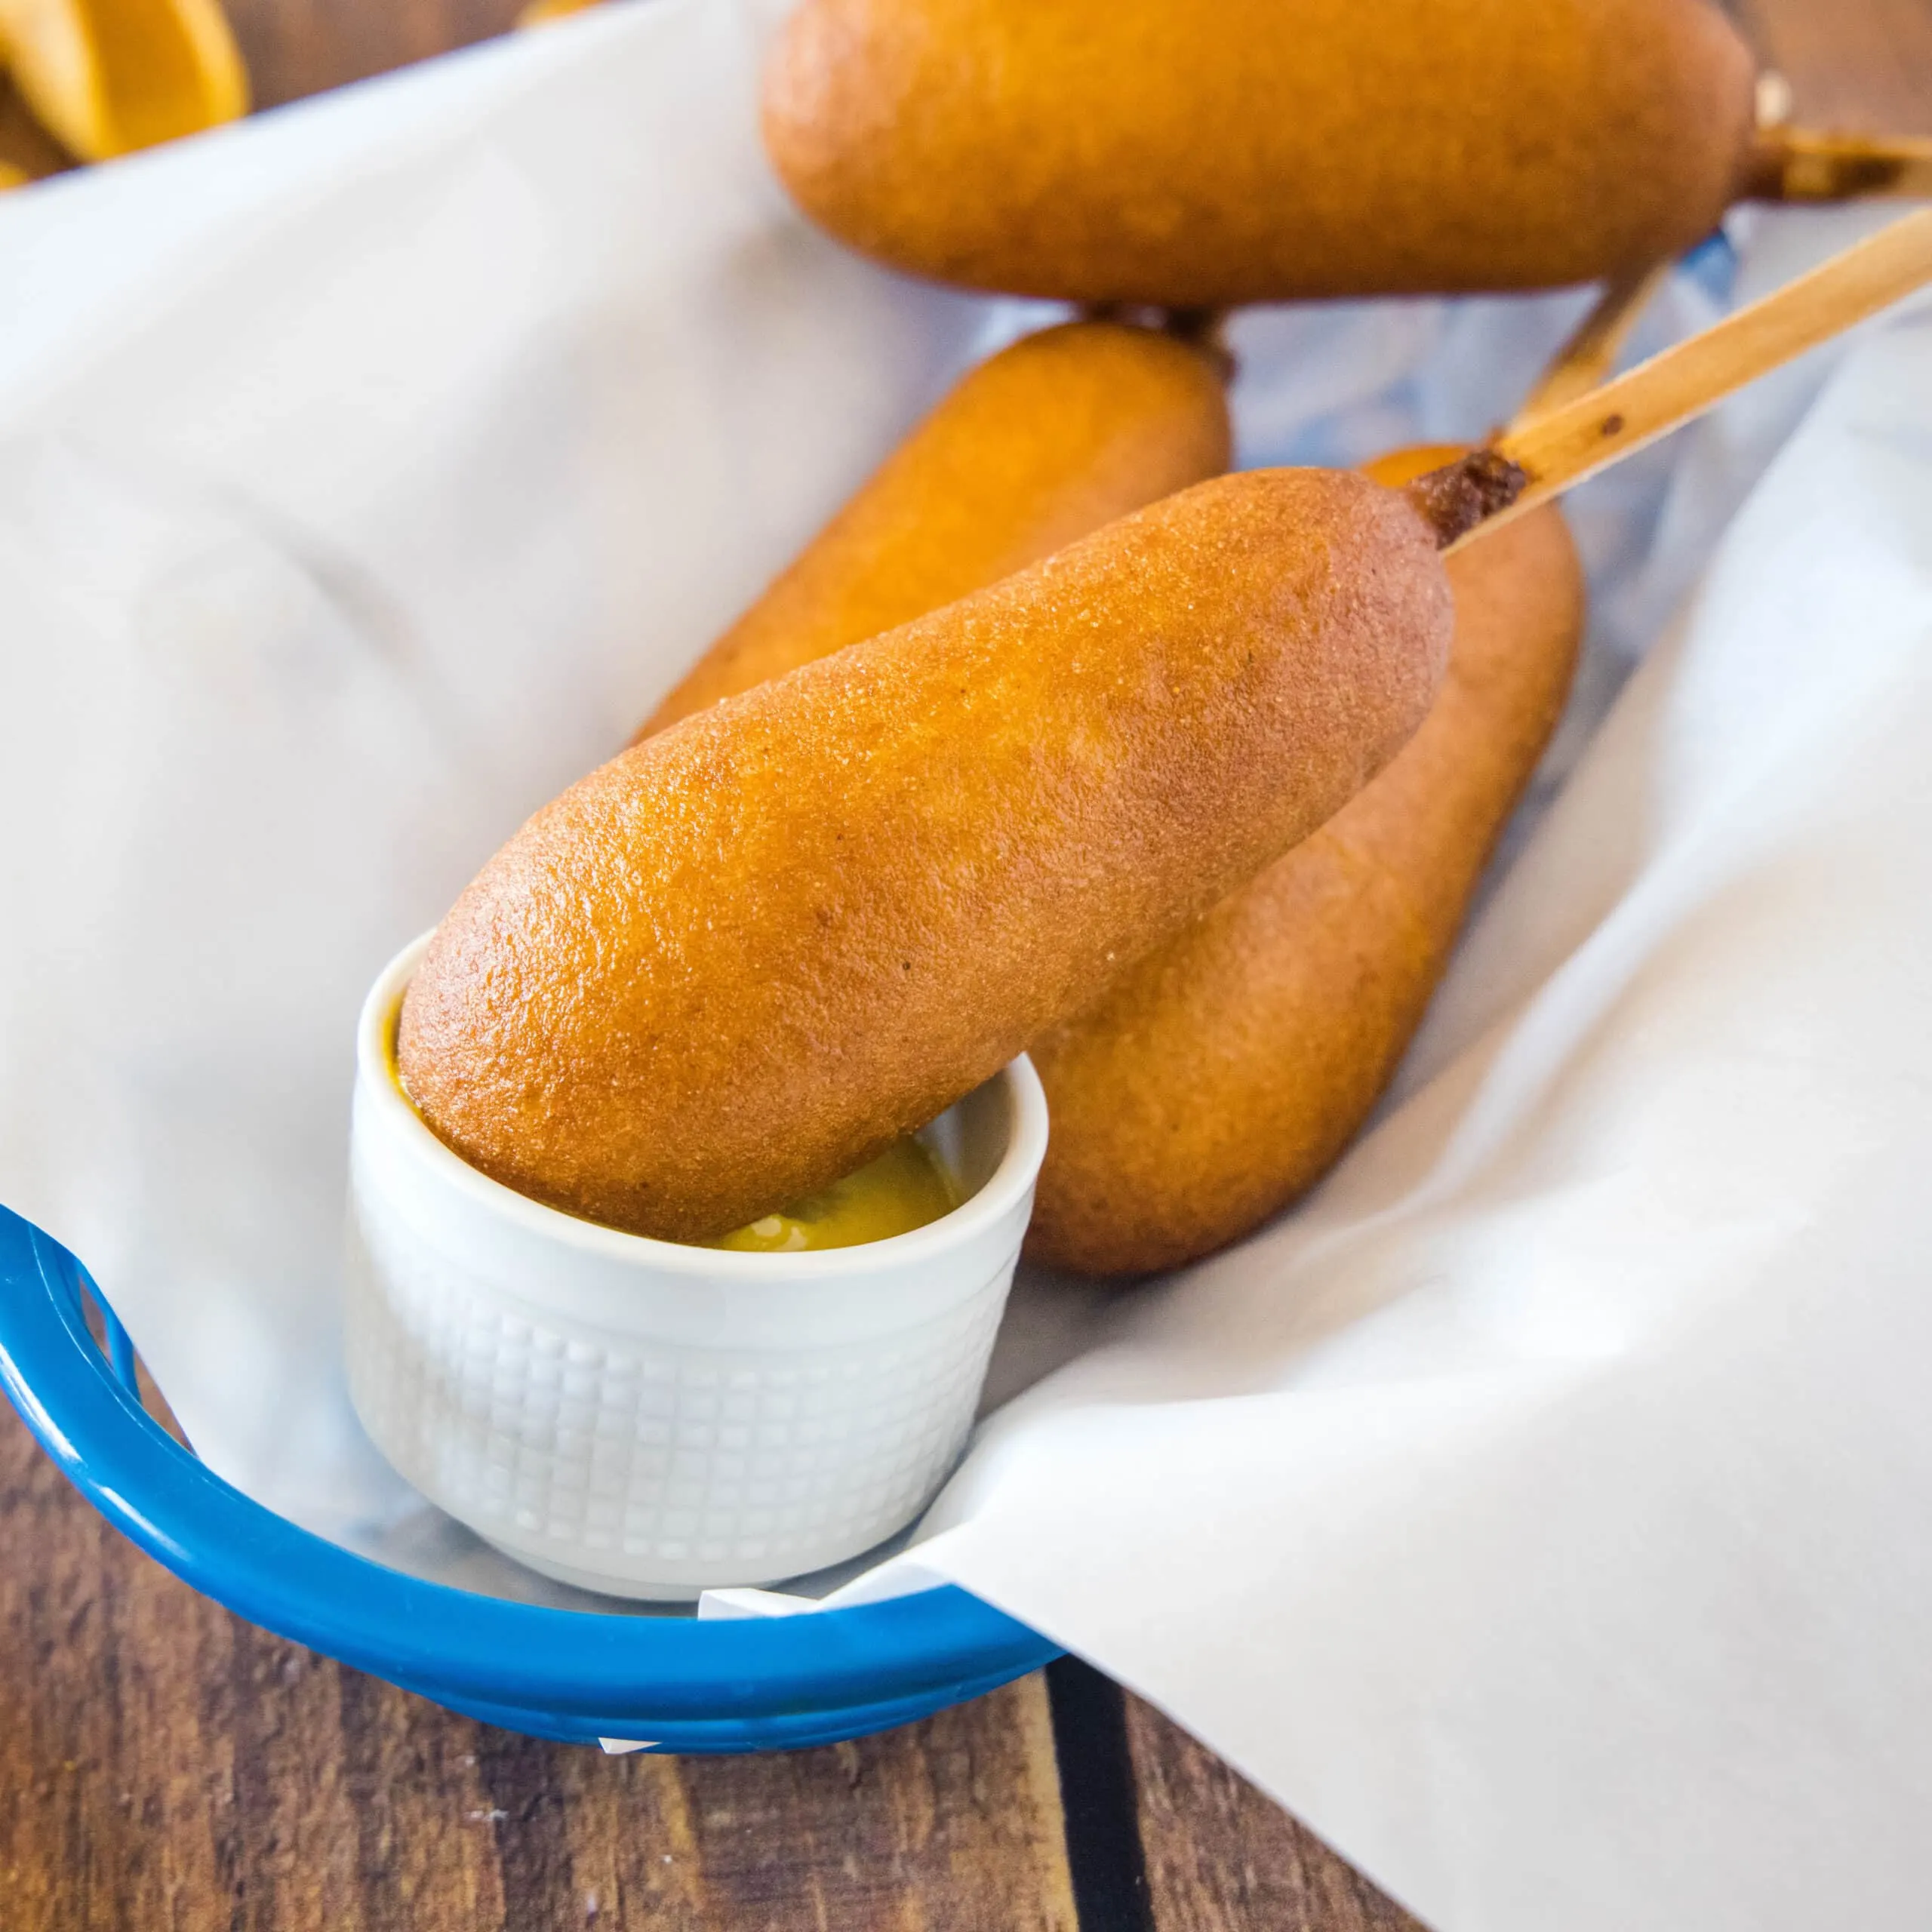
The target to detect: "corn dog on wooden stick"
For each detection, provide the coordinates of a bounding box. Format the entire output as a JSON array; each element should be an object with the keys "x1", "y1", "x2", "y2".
[
  {"x1": 1023, "y1": 275, "x2": 1659, "y2": 1271},
  {"x1": 405, "y1": 214, "x2": 1932, "y2": 1244},
  {"x1": 401, "y1": 469, "x2": 1454, "y2": 1241},
  {"x1": 761, "y1": 0, "x2": 1930, "y2": 309},
  {"x1": 1034, "y1": 214, "x2": 1932, "y2": 1271}
]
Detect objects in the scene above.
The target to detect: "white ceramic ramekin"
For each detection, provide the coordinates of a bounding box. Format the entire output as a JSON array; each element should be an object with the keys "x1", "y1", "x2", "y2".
[{"x1": 344, "y1": 936, "x2": 1048, "y2": 1601}]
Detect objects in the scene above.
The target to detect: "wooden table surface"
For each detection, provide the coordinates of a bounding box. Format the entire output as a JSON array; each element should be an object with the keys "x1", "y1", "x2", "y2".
[{"x1": 3, "y1": 4, "x2": 1928, "y2": 1928}]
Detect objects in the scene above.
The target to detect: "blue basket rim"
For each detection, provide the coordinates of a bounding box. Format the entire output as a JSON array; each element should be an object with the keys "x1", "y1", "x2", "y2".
[{"x1": 0, "y1": 1204, "x2": 1055, "y2": 1721}]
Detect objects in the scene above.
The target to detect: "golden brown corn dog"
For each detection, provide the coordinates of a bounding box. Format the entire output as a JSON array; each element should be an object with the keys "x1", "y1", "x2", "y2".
[
  {"x1": 762, "y1": 0, "x2": 1757, "y2": 305},
  {"x1": 0, "y1": 0, "x2": 248, "y2": 162},
  {"x1": 399, "y1": 469, "x2": 1454, "y2": 1241},
  {"x1": 402, "y1": 215, "x2": 1932, "y2": 1251},
  {"x1": 645, "y1": 318, "x2": 1231, "y2": 733},
  {"x1": 1025, "y1": 448, "x2": 1585, "y2": 1275}
]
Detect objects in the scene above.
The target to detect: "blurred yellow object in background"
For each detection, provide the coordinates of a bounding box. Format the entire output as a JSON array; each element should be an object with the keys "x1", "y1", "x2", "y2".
[
  {"x1": 516, "y1": 0, "x2": 605, "y2": 26},
  {"x1": 0, "y1": 0, "x2": 247, "y2": 162},
  {"x1": 0, "y1": 155, "x2": 25, "y2": 186}
]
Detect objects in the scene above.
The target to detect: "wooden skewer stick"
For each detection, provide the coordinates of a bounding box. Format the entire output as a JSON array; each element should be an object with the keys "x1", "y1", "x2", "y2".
[
  {"x1": 1508, "y1": 260, "x2": 1673, "y2": 429},
  {"x1": 1746, "y1": 125, "x2": 1932, "y2": 204},
  {"x1": 1411, "y1": 206, "x2": 1932, "y2": 553}
]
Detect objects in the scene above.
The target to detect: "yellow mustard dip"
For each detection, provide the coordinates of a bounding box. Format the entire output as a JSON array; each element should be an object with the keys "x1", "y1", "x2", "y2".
[
  {"x1": 705, "y1": 1137, "x2": 958, "y2": 1253},
  {"x1": 392, "y1": 1009, "x2": 955, "y2": 1252}
]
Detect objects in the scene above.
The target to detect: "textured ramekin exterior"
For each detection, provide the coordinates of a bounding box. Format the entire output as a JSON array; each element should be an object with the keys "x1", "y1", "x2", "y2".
[{"x1": 344, "y1": 937, "x2": 1044, "y2": 1599}]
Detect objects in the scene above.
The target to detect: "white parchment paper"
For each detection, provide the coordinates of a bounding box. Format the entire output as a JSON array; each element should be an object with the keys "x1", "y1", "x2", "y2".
[{"x1": 2, "y1": 5, "x2": 1927, "y2": 1927}]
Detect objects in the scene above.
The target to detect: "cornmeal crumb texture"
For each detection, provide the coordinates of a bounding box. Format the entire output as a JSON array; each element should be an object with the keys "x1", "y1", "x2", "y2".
[
  {"x1": 644, "y1": 321, "x2": 1230, "y2": 733},
  {"x1": 1027, "y1": 451, "x2": 1586, "y2": 1275},
  {"x1": 763, "y1": 0, "x2": 1758, "y2": 304},
  {"x1": 400, "y1": 470, "x2": 1452, "y2": 1243}
]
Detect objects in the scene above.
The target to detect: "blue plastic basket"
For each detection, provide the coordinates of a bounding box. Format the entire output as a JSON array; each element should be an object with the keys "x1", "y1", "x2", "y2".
[{"x1": 0, "y1": 1204, "x2": 1058, "y2": 1751}]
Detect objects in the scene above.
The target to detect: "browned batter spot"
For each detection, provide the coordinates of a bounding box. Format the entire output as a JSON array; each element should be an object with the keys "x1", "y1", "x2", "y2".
[{"x1": 1404, "y1": 447, "x2": 1529, "y2": 549}]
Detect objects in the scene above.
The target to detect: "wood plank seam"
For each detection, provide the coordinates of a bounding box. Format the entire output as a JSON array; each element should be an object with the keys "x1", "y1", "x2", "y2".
[{"x1": 1046, "y1": 1658, "x2": 1155, "y2": 1932}]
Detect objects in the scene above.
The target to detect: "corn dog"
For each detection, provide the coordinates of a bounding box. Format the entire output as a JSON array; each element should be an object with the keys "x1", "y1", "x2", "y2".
[
  {"x1": 645, "y1": 318, "x2": 1230, "y2": 733},
  {"x1": 761, "y1": 0, "x2": 1759, "y2": 304},
  {"x1": 1026, "y1": 448, "x2": 1585, "y2": 1274},
  {"x1": 401, "y1": 211, "x2": 1932, "y2": 1251},
  {"x1": 0, "y1": 0, "x2": 248, "y2": 162},
  {"x1": 399, "y1": 469, "x2": 1454, "y2": 1241}
]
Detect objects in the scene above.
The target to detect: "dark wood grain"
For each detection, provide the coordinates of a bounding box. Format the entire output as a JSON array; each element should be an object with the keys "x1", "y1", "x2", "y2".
[
  {"x1": 1125, "y1": 1698, "x2": 1423, "y2": 1932},
  {"x1": 220, "y1": 0, "x2": 524, "y2": 113},
  {"x1": 0, "y1": 1401, "x2": 1079, "y2": 1931}
]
